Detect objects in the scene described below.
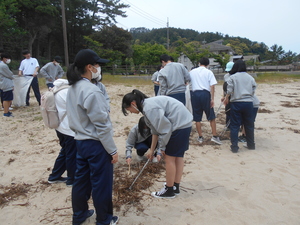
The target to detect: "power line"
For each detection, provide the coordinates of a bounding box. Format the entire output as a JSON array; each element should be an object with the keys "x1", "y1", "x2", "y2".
[{"x1": 122, "y1": 0, "x2": 166, "y2": 27}]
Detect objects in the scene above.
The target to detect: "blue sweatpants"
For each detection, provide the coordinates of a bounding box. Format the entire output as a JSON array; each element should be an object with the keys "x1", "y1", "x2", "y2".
[
  {"x1": 168, "y1": 92, "x2": 186, "y2": 105},
  {"x1": 134, "y1": 135, "x2": 152, "y2": 156},
  {"x1": 72, "y1": 139, "x2": 113, "y2": 225},
  {"x1": 26, "y1": 76, "x2": 41, "y2": 105},
  {"x1": 48, "y1": 131, "x2": 77, "y2": 184},
  {"x1": 230, "y1": 102, "x2": 255, "y2": 151}
]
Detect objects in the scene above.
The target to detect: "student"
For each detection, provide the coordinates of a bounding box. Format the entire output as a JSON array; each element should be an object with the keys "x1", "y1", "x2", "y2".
[
  {"x1": 18, "y1": 50, "x2": 41, "y2": 106},
  {"x1": 40, "y1": 56, "x2": 64, "y2": 89},
  {"x1": 151, "y1": 65, "x2": 162, "y2": 96},
  {"x1": 122, "y1": 89, "x2": 193, "y2": 199},
  {"x1": 66, "y1": 49, "x2": 119, "y2": 225},
  {"x1": 126, "y1": 116, "x2": 153, "y2": 163},
  {"x1": 222, "y1": 61, "x2": 234, "y2": 129},
  {"x1": 189, "y1": 57, "x2": 222, "y2": 145},
  {"x1": 158, "y1": 54, "x2": 190, "y2": 104},
  {"x1": 47, "y1": 79, "x2": 76, "y2": 187},
  {"x1": 0, "y1": 53, "x2": 14, "y2": 117},
  {"x1": 224, "y1": 59, "x2": 256, "y2": 153}
]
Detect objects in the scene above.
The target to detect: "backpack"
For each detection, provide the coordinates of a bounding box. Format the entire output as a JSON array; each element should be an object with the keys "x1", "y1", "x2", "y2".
[{"x1": 40, "y1": 85, "x2": 69, "y2": 129}]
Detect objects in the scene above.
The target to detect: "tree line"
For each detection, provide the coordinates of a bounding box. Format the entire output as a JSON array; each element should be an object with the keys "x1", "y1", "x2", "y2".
[{"x1": 1, "y1": 0, "x2": 299, "y2": 72}]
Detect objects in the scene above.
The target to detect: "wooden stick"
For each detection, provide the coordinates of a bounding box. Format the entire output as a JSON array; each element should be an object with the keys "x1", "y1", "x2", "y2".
[{"x1": 128, "y1": 163, "x2": 131, "y2": 175}]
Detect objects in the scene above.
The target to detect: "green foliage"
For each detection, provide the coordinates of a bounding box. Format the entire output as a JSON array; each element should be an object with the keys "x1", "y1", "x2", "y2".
[{"x1": 132, "y1": 43, "x2": 168, "y2": 66}]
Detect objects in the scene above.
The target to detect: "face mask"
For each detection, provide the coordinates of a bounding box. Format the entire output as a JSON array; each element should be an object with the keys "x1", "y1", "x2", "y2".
[
  {"x1": 6, "y1": 59, "x2": 11, "y2": 64},
  {"x1": 54, "y1": 62, "x2": 60, "y2": 66},
  {"x1": 91, "y1": 66, "x2": 101, "y2": 79},
  {"x1": 143, "y1": 128, "x2": 149, "y2": 133}
]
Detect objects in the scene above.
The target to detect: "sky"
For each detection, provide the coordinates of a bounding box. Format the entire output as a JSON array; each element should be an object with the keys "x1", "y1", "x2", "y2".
[{"x1": 116, "y1": 0, "x2": 300, "y2": 54}]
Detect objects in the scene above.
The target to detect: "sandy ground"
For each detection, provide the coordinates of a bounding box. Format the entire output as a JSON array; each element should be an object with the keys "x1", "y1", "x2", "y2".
[{"x1": 0, "y1": 79, "x2": 300, "y2": 225}]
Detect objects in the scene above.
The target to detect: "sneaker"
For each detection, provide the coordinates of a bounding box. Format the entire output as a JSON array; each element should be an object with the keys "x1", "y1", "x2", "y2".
[
  {"x1": 152, "y1": 156, "x2": 158, "y2": 163},
  {"x1": 1, "y1": 107, "x2": 12, "y2": 110},
  {"x1": 197, "y1": 136, "x2": 203, "y2": 144},
  {"x1": 136, "y1": 155, "x2": 144, "y2": 161},
  {"x1": 243, "y1": 144, "x2": 255, "y2": 150},
  {"x1": 151, "y1": 186, "x2": 175, "y2": 199},
  {"x1": 48, "y1": 177, "x2": 67, "y2": 184},
  {"x1": 110, "y1": 216, "x2": 119, "y2": 225},
  {"x1": 211, "y1": 136, "x2": 222, "y2": 145},
  {"x1": 3, "y1": 112, "x2": 14, "y2": 117},
  {"x1": 66, "y1": 180, "x2": 73, "y2": 187},
  {"x1": 86, "y1": 209, "x2": 95, "y2": 218},
  {"x1": 238, "y1": 135, "x2": 247, "y2": 143},
  {"x1": 164, "y1": 182, "x2": 180, "y2": 195}
]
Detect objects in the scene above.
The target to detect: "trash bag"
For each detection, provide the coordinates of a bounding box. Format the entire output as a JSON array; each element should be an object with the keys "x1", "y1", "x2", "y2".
[
  {"x1": 185, "y1": 84, "x2": 193, "y2": 113},
  {"x1": 12, "y1": 75, "x2": 33, "y2": 107}
]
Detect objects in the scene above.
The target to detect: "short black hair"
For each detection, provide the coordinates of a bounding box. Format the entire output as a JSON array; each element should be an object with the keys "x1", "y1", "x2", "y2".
[
  {"x1": 0, "y1": 53, "x2": 11, "y2": 60},
  {"x1": 199, "y1": 57, "x2": 209, "y2": 66},
  {"x1": 160, "y1": 54, "x2": 171, "y2": 63},
  {"x1": 22, "y1": 50, "x2": 30, "y2": 55}
]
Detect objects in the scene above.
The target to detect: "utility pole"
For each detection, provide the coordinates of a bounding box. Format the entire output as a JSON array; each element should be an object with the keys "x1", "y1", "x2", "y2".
[
  {"x1": 167, "y1": 17, "x2": 169, "y2": 51},
  {"x1": 61, "y1": 0, "x2": 69, "y2": 68}
]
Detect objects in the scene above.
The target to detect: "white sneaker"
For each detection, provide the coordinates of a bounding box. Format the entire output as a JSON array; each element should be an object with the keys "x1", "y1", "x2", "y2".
[
  {"x1": 152, "y1": 156, "x2": 158, "y2": 163},
  {"x1": 211, "y1": 136, "x2": 222, "y2": 145},
  {"x1": 197, "y1": 136, "x2": 203, "y2": 144},
  {"x1": 136, "y1": 155, "x2": 144, "y2": 161}
]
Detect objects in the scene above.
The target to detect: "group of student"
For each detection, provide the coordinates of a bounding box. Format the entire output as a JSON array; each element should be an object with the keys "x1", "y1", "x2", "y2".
[
  {"x1": 1, "y1": 48, "x2": 258, "y2": 224},
  {"x1": 0, "y1": 49, "x2": 66, "y2": 117}
]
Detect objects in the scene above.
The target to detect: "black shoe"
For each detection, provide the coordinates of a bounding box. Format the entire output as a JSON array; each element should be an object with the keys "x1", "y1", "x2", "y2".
[
  {"x1": 110, "y1": 216, "x2": 119, "y2": 225},
  {"x1": 151, "y1": 186, "x2": 175, "y2": 198},
  {"x1": 173, "y1": 182, "x2": 180, "y2": 195},
  {"x1": 243, "y1": 144, "x2": 255, "y2": 150},
  {"x1": 231, "y1": 148, "x2": 238, "y2": 153},
  {"x1": 48, "y1": 177, "x2": 67, "y2": 184}
]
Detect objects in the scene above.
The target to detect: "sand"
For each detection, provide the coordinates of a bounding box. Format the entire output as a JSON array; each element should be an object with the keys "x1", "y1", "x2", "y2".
[{"x1": 0, "y1": 80, "x2": 299, "y2": 225}]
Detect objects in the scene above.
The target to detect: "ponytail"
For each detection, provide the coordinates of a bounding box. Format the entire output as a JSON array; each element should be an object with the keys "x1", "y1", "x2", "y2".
[{"x1": 66, "y1": 63, "x2": 85, "y2": 85}]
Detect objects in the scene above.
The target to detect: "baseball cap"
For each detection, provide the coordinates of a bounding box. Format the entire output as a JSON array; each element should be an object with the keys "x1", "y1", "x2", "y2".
[
  {"x1": 74, "y1": 49, "x2": 109, "y2": 66},
  {"x1": 54, "y1": 56, "x2": 63, "y2": 63},
  {"x1": 225, "y1": 62, "x2": 234, "y2": 72}
]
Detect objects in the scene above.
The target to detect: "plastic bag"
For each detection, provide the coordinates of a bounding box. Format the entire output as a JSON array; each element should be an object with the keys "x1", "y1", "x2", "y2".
[
  {"x1": 185, "y1": 84, "x2": 193, "y2": 113},
  {"x1": 12, "y1": 75, "x2": 33, "y2": 107}
]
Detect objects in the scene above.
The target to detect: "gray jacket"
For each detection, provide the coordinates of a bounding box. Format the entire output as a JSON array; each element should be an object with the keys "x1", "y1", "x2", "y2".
[
  {"x1": 158, "y1": 62, "x2": 190, "y2": 96},
  {"x1": 0, "y1": 62, "x2": 14, "y2": 91},
  {"x1": 142, "y1": 96, "x2": 193, "y2": 151},
  {"x1": 66, "y1": 79, "x2": 117, "y2": 155},
  {"x1": 125, "y1": 124, "x2": 151, "y2": 158},
  {"x1": 151, "y1": 71, "x2": 159, "y2": 86},
  {"x1": 227, "y1": 72, "x2": 256, "y2": 102},
  {"x1": 40, "y1": 62, "x2": 64, "y2": 84}
]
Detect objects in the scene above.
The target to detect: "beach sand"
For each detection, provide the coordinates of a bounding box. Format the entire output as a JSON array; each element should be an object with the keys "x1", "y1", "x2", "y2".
[{"x1": 0, "y1": 80, "x2": 299, "y2": 225}]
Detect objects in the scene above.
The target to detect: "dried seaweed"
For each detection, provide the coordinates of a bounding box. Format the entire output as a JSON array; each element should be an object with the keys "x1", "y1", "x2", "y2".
[
  {"x1": 113, "y1": 161, "x2": 165, "y2": 213},
  {"x1": 0, "y1": 183, "x2": 32, "y2": 207}
]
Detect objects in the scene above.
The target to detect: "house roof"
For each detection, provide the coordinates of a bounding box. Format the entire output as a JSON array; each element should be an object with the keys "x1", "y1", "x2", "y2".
[{"x1": 201, "y1": 39, "x2": 234, "y2": 52}]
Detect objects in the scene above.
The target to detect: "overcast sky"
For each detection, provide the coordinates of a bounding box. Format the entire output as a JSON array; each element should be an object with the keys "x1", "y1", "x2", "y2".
[{"x1": 116, "y1": 0, "x2": 300, "y2": 54}]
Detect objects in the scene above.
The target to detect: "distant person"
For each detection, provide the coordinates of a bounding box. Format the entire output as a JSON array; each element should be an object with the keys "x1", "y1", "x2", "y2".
[
  {"x1": 222, "y1": 61, "x2": 234, "y2": 128},
  {"x1": 0, "y1": 53, "x2": 14, "y2": 117},
  {"x1": 189, "y1": 57, "x2": 222, "y2": 145},
  {"x1": 158, "y1": 54, "x2": 190, "y2": 104},
  {"x1": 224, "y1": 59, "x2": 256, "y2": 153},
  {"x1": 151, "y1": 65, "x2": 162, "y2": 96},
  {"x1": 40, "y1": 56, "x2": 64, "y2": 89},
  {"x1": 18, "y1": 50, "x2": 41, "y2": 106},
  {"x1": 47, "y1": 79, "x2": 77, "y2": 187}
]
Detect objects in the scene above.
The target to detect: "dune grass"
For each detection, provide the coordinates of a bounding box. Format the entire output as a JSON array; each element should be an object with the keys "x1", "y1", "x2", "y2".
[{"x1": 255, "y1": 72, "x2": 300, "y2": 83}]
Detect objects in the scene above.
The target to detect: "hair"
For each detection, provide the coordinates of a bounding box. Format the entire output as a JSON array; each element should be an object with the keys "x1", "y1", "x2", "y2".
[
  {"x1": 229, "y1": 59, "x2": 247, "y2": 75},
  {"x1": 0, "y1": 53, "x2": 11, "y2": 60},
  {"x1": 66, "y1": 63, "x2": 86, "y2": 85},
  {"x1": 22, "y1": 50, "x2": 30, "y2": 55},
  {"x1": 138, "y1": 116, "x2": 149, "y2": 138},
  {"x1": 160, "y1": 54, "x2": 171, "y2": 63},
  {"x1": 122, "y1": 89, "x2": 148, "y2": 116},
  {"x1": 156, "y1": 65, "x2": 162, "y2": 71},
  {"x1": 199, "y1": 57, "x2": 209, "y2": 66}
]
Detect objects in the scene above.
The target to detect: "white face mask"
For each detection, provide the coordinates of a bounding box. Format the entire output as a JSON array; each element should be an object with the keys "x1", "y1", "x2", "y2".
[
  {"x1": 91, "y1": 66, "x2": 101, "y2": 79},
  {"x1": 6, "y1": 59, "x2": 11, "y2": 64}
]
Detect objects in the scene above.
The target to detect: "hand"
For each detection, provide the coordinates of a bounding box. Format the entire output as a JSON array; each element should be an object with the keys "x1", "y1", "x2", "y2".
[
  {"x1": 146, "y1": 149, "x2": 154, "y2": 160},
  {"x1": 210, "y1": 99, "x2": 214, "y2": 108},
  {"x1": 156, "y1": 154, "x2": 162, "y2": 162},
  {"x1": 111, "y1": 153, "x2": 118, "y2": 164},
  {"x1": 126, "y1": 157, "x2": 132, "y2": 165},
  {"x1": 33, "y1": 73, "x2": 37, "y2": 77}
]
